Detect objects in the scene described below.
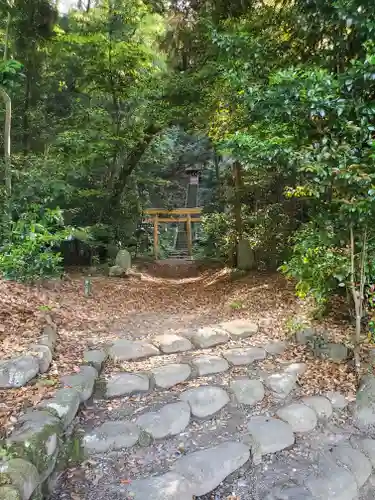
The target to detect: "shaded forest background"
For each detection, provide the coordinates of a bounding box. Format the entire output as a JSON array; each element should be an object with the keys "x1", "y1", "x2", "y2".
[{"x1": 1, "y1": 0, "x2": 375, "y2": 332}]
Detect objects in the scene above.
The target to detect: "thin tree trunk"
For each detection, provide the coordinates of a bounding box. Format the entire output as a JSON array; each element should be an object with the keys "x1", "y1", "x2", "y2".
[{"x1": 0, "y1": 87, "x2": 12, "y2": 210}]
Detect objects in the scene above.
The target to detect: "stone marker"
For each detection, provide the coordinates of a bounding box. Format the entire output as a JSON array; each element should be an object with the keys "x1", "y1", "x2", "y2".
[
  {"x1": 7, "y1": 411, "x2": 61, "y2": 481},
  {"x1": 136, "y1": 402, "x2": 191, "y2": 439},
  {"x1": 180, "y1": 386, "x2": 229, "y2": 418},
  {"x1": 191, "y1": 326, "x2": 230, "y2": 349},
  {"x1": 220, "y1": 319, "x2": 258, "y2": 339},
  {"x1": 39, "y1": 388, "x2": 80, "y2": 428},
  {"x1": 123, "y1": 472, "x2": 194, "y2": 500},
  {"x1": 191, "y1": 355, "x2": 229, "y2": 376},
  {"x1": 152, "y1": 364, "x2": 191, "y2": 389},
  {"x1": 0, "y1": 356, "x2": 39, "y2": 389},
  {"x1": 0, "y1": 458, "x2": 39, "y2": 500},
  {"x1": 276, "y1": 403, "x2": 317, "y2": 433},
  {"x1": 153, "y1": 334, "x2": 192, "y2": 354},
  {"x1": 302, "y1": 396, "x2": 333, "y2": 420},
  {"x1": 60, "y1": 365, "x2": 97, "y2": 402},
  {"x1": 109, "y1": 339, "x2": 159, "y2": 362},
  {"x1": 83, "y1": 349, "x2": 107, "y2": 372},
  {"x1": 83, "y1": 421, "x2": 140, "y2": 453},
  {"x1": 115, "y1": 249, "x2": 131, "y2": 270},
  {"x1": 223, "y1": 347, "x2": 266, "y2": 366},
  {"x1": 230, "y1": 379, "x2": 265, "y2": 405},
  {"x1": 173, "y1": 442, "x2": 250, "y2": 496},
  {"x1": 331, "y1": 443, "x2": 372, "y2": 488},
  {"x1": 247, "y1": 416, "x2": 295, "y2": 463},
  {"x1": 105, "y1": 372, "x2": 149, "y2": 398},
  {"x1": 236, "y1": 238, "x2": 255, "y2": 271}
]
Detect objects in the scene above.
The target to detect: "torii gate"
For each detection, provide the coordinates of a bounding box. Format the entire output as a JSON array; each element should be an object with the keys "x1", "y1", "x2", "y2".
[{"x1": 143, "y1": 207, "x2": 202, "y2": 258}]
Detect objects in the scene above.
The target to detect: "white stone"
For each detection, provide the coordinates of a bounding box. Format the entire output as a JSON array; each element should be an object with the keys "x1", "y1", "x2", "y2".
[
  {"x1": 223, "y1": 347, "x2": 266, "y2": 365},
  {"x1": 230, "y1": 379, "x2": 265, "y2": 405},
  {"x1": 83, "y1": 421, "x2": 140, "y2": 453},
  {"x1": 153, "y1": 334, "x2": 192, "y2": 354},
  {"x1": 264, "y1": 341, "x2": 287, "y2": 356},
  {"x1": 39, "y1": 388, "x2": 80, "y2": 428},
  {"x1": 302, "y1": 396, "x2": 333, "y2": 420},
  {"x1": 191, "y1": 355, "x2": 229, "y2": 376},
  {"x1": 109, "y1": 339, "x2": 159, "y2": 361},
  {"x1": 191, "y1": 326, "x2": 230, "y2": 348},
  {"x1": 264, "y1": 372, "x2": 297, "y2": 398},
  {"x1": 123, "y1": 472, "x2": 194, "y2": 500},
  {"x1": 284, "y1": 362, "x2": 307, "y2": 376},
  {"x1": 326, "y1": 391, "x2": 348, "y2": 409},
  {"x1": 29, "y1": 344, "x2": 52, "y2": 373},
  {"x1": 220, "y1": 319, "x2": 258, "y2": 339},
  {"x1": 173, "y1": 442, "x2": 250, "y2": 496},
  {"x1": 331, "y1": 443, "x2": 372, "y2": 488},
  {"x1": 136, "y1": 402, "x2": 191, "y2": 439},
  {"x1": 247, "y1": 416, "x2": 295, "y2": 463},
  {"x1": 180, "y1": 386, "x2": 229, "y2": 418},
  {"x1": 276, "y1": 403, "x2": 317, "y2": 433},
  {"x1": 105, "y1": 373, "x2": 149, "y2": 398},
  {"x1": 152, "y1": 364, "x2": 191, "y2": 389}
]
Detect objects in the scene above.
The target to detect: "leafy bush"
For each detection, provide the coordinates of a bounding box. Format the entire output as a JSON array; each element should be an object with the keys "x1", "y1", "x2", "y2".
[
  {"x1": 280, "y1": 223, "x2": 349, "y2": 308},
  {"x1": 0, "y1": 206, "x2": 68, "y2": 282}
]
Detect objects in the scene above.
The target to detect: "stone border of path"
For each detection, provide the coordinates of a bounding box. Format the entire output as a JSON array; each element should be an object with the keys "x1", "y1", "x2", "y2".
[
  {"x1": 0, "y1": 313, "x2": 58, "y2": 389},
  {"x1": 0, "y1": 337, "x2": 108, "y2": 500}
]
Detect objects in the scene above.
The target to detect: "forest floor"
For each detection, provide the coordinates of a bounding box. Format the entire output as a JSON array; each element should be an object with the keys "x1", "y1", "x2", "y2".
[{"x1": 0, "y1": 263, "x2": 359, "y2": 437}]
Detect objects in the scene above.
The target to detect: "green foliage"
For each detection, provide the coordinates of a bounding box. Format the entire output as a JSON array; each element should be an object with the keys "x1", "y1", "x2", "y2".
[{"x1": 0, "y1": 207, "x2": 67, "y2": 282}]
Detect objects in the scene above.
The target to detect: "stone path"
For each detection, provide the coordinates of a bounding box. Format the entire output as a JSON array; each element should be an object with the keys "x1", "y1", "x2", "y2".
[{"x1": 47, "y1": 319, "x2": 375, "y2": 500}]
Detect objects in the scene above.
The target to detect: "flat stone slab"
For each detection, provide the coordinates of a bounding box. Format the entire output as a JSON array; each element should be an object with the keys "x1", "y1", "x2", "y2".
[
  {"x1": 302, "y1": 396, "x2": 333, "y2": 420},
  {"x1": 247, "y1": 416, "x2": 295, "y2": 463},
  {"x1": 180, "y1": 386, "x2": 229, "y2": 418},
  {"x1": 39, "y1": 388, "x2": 80, "y2": 428},
  {"x1": 223, "y1": 347, "x2": 266, "y2": 365},
  {"x1": 284, "y1": 362, "x2": 307, "y2": 375},
  {"x1": 153, "y1": 334, "x2": 193, "y2": 354},
  {"x1": 136, "y1": 402, "x2": 191, "y2": 438},
  {"x1": 264, "y1": 340, "x2": 287, "y2": 356},
  {"x1": 123, "y1": 472, "x2": 194, "y2": 500},
  {"x1": 350, "y1": 437, "x2": 375, "y2": 467},
  {"x1": 331, "y1": 443, "x2": 372, "y2": 488},
  {"x1": 173, "y1": 442, "x2": 250, "y2": 496},
  {"x1": 191, "y1": 326, "x2": 230, "y2": 348},
  {"x1": 61, "y1": 365, "x2": 97, "y2": 402},
  {"x1": 305, "y1": 455, "x2": 358, "y2": 500},
  {"x1": 83, "y1": 421, "x2": 140, "y2": 453},
  {"x1": 83, "y1": 349, "x2": 107, "y2": 372},
  {"x1": 0, "y1": 356, "x2": 39, "y2": 388},
  {"x1": 220, "y1": 319, "x2": 258, "y2": 339},
  {"x1": 105, "y1": 373, "x2": 149, "y2": 398},
  {"x1": 326, "y1": 391, "x2": 348, "y2": 409},
  {"x1": 109, "y1": 339, "x2": 159, "y2": 361},
  {"x1": 152, "y1": 364, "x2": 191, "y2": 389},
  {"x1": 263, "y1": 372, "x2": 297, "y2": 398},
  {"x1": 230, "y1": 379, "x2": 265, "y2": 405},
  {"x1": 191, "y1": 355, "x2": 229, "y2": 376},
  {"x1": 354, "y1": 375, "x2": 375, "y2": 427},
  {"x1": 276, "y1": 403, "x2": 317, "y2": 433}
]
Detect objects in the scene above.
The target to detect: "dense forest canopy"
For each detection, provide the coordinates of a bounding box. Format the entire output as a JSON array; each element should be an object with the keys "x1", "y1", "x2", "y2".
[{"x1": 1, "y1": 0, "x2": 375, "y2": 336}]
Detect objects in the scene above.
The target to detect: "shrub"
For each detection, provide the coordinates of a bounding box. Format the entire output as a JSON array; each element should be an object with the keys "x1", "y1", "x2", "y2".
[{"x1": 0, "y1": 206, "x2": 68, "y2": 282}]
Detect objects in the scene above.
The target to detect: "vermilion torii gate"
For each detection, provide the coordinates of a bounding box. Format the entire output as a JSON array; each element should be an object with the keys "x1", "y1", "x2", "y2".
[{"x1": 143, "y1": 207, "x2": 202, "y2": 259}]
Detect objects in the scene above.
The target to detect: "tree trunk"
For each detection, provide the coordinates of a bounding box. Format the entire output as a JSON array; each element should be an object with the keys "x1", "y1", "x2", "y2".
[{"x1": 0, "y1": 87, "x2": 12, "y2": 214}]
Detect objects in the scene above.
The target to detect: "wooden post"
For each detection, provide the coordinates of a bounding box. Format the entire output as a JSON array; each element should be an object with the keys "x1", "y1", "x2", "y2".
[
  {"x1": 154, "y1": 214, "x2": 159, "y2": 259},
  {"x1": 187, "y1": 213, "x2": 192, "y2": 257}
]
